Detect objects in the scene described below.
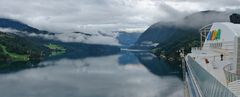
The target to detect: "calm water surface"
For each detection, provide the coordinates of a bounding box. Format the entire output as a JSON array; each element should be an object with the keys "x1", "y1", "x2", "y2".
[{"x1": 0, "y1": 51, "x2": 183, "y2": 97}]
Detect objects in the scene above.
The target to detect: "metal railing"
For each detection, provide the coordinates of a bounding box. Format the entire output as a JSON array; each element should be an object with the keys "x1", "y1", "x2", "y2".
[
  {"x1": 191, "y1": 47, "x2": 202, "y2": 51},
  {"x1": 191, "y1": 47, "x2": 202, "y2": 54},
  {"x1": 199, "y1": 24, "x2": 212, "y2": 48},
  {"x1": 224, "y1": 64, "x2": 240, "y2": 84},
  {"x1": 187, "y1": 56, "x2": 237, "y2": 97}
]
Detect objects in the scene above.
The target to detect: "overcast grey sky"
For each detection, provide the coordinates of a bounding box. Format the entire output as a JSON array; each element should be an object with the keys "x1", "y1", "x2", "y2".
[{"x1": 0, "y1": 0, "x2": 239, "y2": 33}]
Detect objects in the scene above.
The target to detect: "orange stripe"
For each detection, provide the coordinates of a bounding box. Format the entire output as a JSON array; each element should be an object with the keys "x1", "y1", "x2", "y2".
[{"x1": 211, "y1": 30, "x2": 215, "y2": 40}]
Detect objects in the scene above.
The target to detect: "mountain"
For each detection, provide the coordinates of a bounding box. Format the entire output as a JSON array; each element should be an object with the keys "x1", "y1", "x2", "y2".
[
  {"x1": 0, "y1": 18, "x2": 121, "y2": 72},
  {"x1": 0, "y1": 30, "x2": 121, "y2": 73},
  {"x1": 0, "y1": 18, "x2": 121, "y2": 46},
  {"x1": 135, "y1": 10, "x2": 234, "y2": 59},
  {"x1": 56, "y1": 31, "x2": 142, "y2": 47},
  {"x1": 116, "y1": 31, "x2": 141, "y2": 47},
  {"x1": 55, "y1": 31, "x2": 119, "y2": 46},
  {"x1": 0, "y1": 18, "x2": 54, "y2": 35},
  {"x1": 0, "y1": 31, "x2": 49, "y2": 62},
  {"x1": 136, "y1": 10, "x2": 231, "y2": 46}
]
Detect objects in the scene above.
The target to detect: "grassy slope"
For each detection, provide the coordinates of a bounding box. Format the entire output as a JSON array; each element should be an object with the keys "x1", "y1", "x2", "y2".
[
  {"x1": 0, "y1": 44, "x2": 29, "y2": 61},
  {"x1": 45, "y1": 44, "x2": 65, "y2": 50},
  {"x1": 45, "y1": 44, "x2": 66, "y2": 56}
]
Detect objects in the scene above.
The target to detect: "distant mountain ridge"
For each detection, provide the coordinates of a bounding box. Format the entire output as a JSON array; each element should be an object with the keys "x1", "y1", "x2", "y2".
[
  {"x1": 0, "y1": 18, "x2": 122, "y2": 60},
  {"x1": 0, "y1": 18, "x2": 121, "y2": 46},
  {"x1": 116, "y1": 31, "x2": 141, "y2": 47},
  {"x1": 0, "y1": 18, "x2": 54, "y2": 35}
]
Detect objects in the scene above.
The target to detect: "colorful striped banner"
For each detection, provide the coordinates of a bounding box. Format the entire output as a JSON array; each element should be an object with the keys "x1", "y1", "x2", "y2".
[{"x1": 207, "y1": 29, "x2": 221, "y2": 41}]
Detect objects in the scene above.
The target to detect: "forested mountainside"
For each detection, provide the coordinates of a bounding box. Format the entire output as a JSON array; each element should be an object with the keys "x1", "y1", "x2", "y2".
[
  {"x1": 0, "y1": 31, "x2": 49, "y2": 61},
  {"x1": 135, "y1": 10, "x2": 233, "y2": 60}
]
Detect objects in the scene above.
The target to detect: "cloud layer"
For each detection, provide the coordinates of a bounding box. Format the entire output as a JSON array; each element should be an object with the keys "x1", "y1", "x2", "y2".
[{"x1": 0, "y1": 0, "x2": 239, "y2": 33}]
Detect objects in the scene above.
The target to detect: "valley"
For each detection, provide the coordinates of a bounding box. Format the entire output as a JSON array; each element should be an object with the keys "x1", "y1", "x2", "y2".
[{"x1": 0, "y1": 9, "x2": 239, "y2": 97}]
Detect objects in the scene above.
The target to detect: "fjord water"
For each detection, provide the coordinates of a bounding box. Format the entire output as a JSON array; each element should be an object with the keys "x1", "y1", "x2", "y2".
[{"x1": 0, "y1": 51, "x2": 183, "y2": 97}]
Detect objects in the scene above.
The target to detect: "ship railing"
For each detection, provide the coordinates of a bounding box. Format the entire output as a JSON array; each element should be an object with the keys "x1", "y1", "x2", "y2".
[
  {"x1": 224, "y1": 64, "x2": 240, "y2": 84},
  {"x1": 191, "y1": 47, "x2": 202, "y2": 53},
  {"x1": 187, "y1": 56, "x2": 237, "y2": 97}
]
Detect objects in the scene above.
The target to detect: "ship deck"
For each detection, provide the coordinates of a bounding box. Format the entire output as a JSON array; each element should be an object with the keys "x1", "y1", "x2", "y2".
[
  {"x1": 189, "y1": 51, "x2": 229, "y2": 85},
  {"x1": 188, "y1": 49, "x2": 240, "y2": 97}
]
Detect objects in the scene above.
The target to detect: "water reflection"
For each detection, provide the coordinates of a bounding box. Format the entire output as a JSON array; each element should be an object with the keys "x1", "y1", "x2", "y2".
[
  {"x1": 0, "y1": 61, "x2": 43, "y2": 73},
  {"x1": 118, "y1": 52, "x2": 139, "y2": 65},
  {"x1": 0, "y1": 51, "x2": 183, "y2": 97},
  {"x1": 134, "y1": 52, "x2": 181, "y2": 76}
]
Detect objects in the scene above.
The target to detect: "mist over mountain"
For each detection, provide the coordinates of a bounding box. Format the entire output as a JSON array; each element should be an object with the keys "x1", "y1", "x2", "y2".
[
  {"x1": 136, "y1": 10, "x2": 231, "y2": 45},
  {"x1": 183, "y1": 10, "x2": 230, "y2": 28},
  {"x1": 0, "y1": 10, "x2": 237, "y2": 51},
  {"x1": 0, "y1": 18, "x2": 122, "y2": 46},
  {"x1": 0, "y1": 18, "x2": 55, "y2": 35},
  {"x1": 0, "y1": 18, "x2": 122, "y2": 64},
  {"x1": 135, "y1": 10, "x2": 238, "y2": 59},
  {"x1": 55, "y1": 31, "x2": 119, "y2": 45}
]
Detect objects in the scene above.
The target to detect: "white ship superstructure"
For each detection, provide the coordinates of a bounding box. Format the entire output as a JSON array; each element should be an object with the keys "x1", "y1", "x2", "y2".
[{"x1": 185, "y1": 22, "x2": 240, "y2": 97}]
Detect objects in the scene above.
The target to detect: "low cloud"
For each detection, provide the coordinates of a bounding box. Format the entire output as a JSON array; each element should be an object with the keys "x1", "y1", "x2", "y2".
[{"x1": 0, "y1": 0, "x2": 239, "y2": 33}]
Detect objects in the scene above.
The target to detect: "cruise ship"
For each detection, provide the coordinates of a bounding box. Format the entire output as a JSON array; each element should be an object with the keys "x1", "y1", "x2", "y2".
[{"x1": 185, "y1": 22, "x2": 240, "y2": 97}]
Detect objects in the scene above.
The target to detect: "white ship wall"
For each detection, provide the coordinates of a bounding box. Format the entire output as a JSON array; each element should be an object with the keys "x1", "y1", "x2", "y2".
[{"x1": 203, "y1": 22, "x2": 240, "y2": 74}]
